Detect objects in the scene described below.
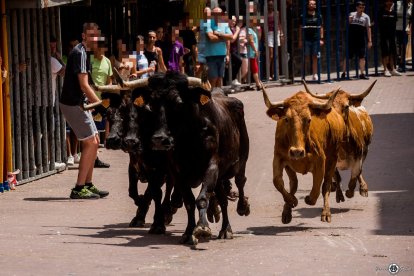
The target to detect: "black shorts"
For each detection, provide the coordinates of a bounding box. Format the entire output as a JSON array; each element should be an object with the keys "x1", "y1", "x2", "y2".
[
  {"x1": 380, "y1": 35, "x2": 397, "y2": 57},
  {"x1": 348, "y1": 40, "x2": 366, "y2": 59}
]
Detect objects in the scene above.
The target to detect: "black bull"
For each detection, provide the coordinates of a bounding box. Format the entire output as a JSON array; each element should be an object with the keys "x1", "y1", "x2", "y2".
[{"x1": 101, "y1": 71, "x2": 250, "y2": 245}]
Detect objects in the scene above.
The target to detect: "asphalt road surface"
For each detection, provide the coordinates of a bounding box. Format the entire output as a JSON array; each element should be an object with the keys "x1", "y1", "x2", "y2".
[{"x1": 1, "y1": 75, "x2": 413, "y2": 275}]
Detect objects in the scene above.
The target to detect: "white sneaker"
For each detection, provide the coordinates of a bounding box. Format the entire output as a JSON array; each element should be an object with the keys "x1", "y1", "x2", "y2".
[
  {"x1": 312, "y1": 74, "x2": 318, "y2": 80},
  {"x1": 231, "y1": 79, "x2": 241, "y2": 86},
  {"x1": 391, "y1": 70, "x2": 402, "y2": 76},
  {"x1": 384, "y1": 70, "x2": 391, "y2": 77},
  {"x1": 54, "y1": 162, "x2": 66, "y2": 171},
  {"x1": 74, "y1": 154, "x2": 80, "y2": 164},
  {"x1": 67, "y1": 155, "x2": 74, "y2": 166}
]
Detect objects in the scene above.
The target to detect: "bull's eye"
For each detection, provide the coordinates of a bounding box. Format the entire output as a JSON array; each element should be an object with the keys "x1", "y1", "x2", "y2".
[
  {"x1": 306, "y1": 118, "x2": 311, "y2": 124},
  {"x1": 283, "y1": 117, "x2": 289, "y2": 123}
]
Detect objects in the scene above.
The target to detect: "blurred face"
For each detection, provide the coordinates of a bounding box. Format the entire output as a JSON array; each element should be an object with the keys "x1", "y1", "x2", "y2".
[
  {"x1": 156, "y1": 28, "x2": 164, "y2": 40},
  {"x1": 83, "y1": 27, "x2": 101, "y2": 51},
  {"x1": 136, "y1": 38, "x2": 144, "y2": 51},
  {"x1": 356, "y1": 3, "x2": 365, "y2": 12},
  {"x1": 50, "y1": 41, "x2": 57, "y2": 54},
  {"x1": 308, "y1": 0, "x2": 316, "y2": 11},
  {"x1": 148, "y1": 32, "x2": 156, "y2": 44}
]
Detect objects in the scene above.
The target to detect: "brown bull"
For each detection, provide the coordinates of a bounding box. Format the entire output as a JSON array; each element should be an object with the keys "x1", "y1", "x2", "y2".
[
  {"x1": 262, "y1": 87, "x2": 345, "y2": 223},
  {"x1": 303, "y1": 80, "x2": 376, "y2": 202}
]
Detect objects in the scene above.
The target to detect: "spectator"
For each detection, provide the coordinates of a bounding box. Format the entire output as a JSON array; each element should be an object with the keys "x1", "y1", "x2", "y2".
[
  {"x1": 267, "y1": 1, "x2": 284, "y2": 81},
  {"x1": 131, "y1": 35, "x2": 154, "y2": 79},
  {"x1": 63, "y1": 39, "x2": 80, "y2": 166},
  {"x1": 379, "y1": 0, "x2": 402, "y2": 77},
  {"x1": 195, "y1": 6, "x2": 212, "y2": 79},
  {"x1": 224, "y1": 15, "x2": 243, "y2": 87},
  {"x1": 168, "y1": 27, "x2": 185, "y2": 73},
  {"x1": 110, "y1": 38, "x2": 133, "y2": 82},
  {"x1": 155, "y1": 26, "x2": 171, "y2": 67},
  {"x1": 179, "y1": 18, "x2": 198, "y2": 76},
  {"x1": 144, "y1": 30, "x2": 167, "y2": 73},
  {"x1": 395, "y1": 0, "x2": 413, "y2": 71},
  {"x1": 50, "y1": 38, "x2": 67, "y2": 171},
  {"x1": 247, "y1": 17, "x2": 263, "y2": 90},
  {"x1": 341, "y1": 1, "x2": 372, "y2": 80},
  {"x1": 238, "y1": 19, "x2": 249, "y2": 84},
  {"x1": 59, "y1": 22, "x2": 109, "y2": 199},
  {"x1": 298, "y1": 0, "x2": 323, "y2": 81},
  {"x1": 205, "y1": 6, "x2": 233, "y2": 88}
]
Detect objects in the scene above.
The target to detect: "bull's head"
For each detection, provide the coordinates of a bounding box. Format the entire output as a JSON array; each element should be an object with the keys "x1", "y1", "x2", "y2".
[
  {"x1": 302, "y1": 79, "x2": 376, "y2": 120},
  {"x1": 261, "y1": 86, "x2": 339, "y2": 160}
]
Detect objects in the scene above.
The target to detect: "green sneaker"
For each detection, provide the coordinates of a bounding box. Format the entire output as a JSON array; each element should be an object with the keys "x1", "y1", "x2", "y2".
[
  {"x1": 86, "y1": 185, "x2": 109, "y2": 198},
  {"x1": 70, "y1": 187, "x2": 100, "y2": 199}
]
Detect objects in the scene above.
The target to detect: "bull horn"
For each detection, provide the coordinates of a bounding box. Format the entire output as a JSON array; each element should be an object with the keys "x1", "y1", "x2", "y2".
[
  {"x1": 261, "y1": 84, "x2": 284, "y2": 109},
  {"x1": 123, "y1": 78, "x2": 149, "y2": 89},
  {"x1": 187, "y1": 77, "x2": 203, "y2": 87},
  {"x1": 95, "y1": 84, "x2": 130, "y2": 94},
  {"x1": 310, "y1": 87, "x2": 340, "y2": 110},
  {"x1": 302, "y1": 79, "x2": 329, "y2": 99},
  {"x1": 349, "y1": 80, "x2": 377, "y2": 100}
]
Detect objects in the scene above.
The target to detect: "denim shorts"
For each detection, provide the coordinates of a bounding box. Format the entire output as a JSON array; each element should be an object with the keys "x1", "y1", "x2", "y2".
[
  {"x1": 304, "y1": 40, "x2": 319, "y2": 56},
  {"x1": 206, "y1": 56, "x2": 226, "y2": 79},
  {"x1": 60, "y1": 103, "x2": 98, "y2": 141}
]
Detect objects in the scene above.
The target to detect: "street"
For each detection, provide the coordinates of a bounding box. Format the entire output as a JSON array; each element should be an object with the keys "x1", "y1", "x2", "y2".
[{"x1": 1, "y1": 75, "x2": 413, "y2": 275}]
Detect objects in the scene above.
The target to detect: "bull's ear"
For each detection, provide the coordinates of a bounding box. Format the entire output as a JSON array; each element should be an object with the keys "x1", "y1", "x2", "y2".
[{"x1": 266, "y1": 107, "x2": 285, "y2": 121}]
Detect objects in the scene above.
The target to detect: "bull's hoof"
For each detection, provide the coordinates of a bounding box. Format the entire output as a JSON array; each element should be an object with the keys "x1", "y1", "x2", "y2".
[
  {"x1": 345, "y1": 189, "x2": 355, "y2": 199},
  {"x1": 148, "y1": 224, "x2": 166, "y2": 234},
  {"x1": 321, "y1": 210, "x2": 332, "y2": 223},
  {"x1": 237, "y1": 196, "x2": 250, "y2": 216},
  {"x1": 336, "y1": 190, "x2": 345, "y2": 203},
  {"x1": 304, "y1": 195, "x2": 316, "y2": 206},
  {"x1": 180, "y1": 234, "x2": 198, "y2": 245},
  {"x1": 282, "y1": 204, "x2": 292, "y2": 224},
  {"x1": 129, "y1": 216, "x2": 145, "y2": 228},
  {"x1": 359, "y1": 187, "x2": 368, "y2": 197},
  {"x1": 285, "y1": 195, "x2": 298, "y2": 208},
  {"x1": 218, "y1": 226, "x2": 233, "y2": 239},
  {"x1": 193, "y1": 225, "x2": 212, "y2": 239}
]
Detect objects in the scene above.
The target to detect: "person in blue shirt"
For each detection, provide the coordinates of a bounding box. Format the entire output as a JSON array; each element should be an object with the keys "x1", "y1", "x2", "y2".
[{"x1": 205, "y1": 7, "x2": 233, "y2": 88}]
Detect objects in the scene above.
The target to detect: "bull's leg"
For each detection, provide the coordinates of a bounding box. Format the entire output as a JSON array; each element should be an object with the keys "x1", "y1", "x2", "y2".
[
  {"x1": 358, "y1": 174, "x2": 369, "y2": 197},
  {"x1": 193, "y1": 160, "x2": 219, "y2": 240},
  {"x1": 128, "y1": 159, "x2": 151, "y2": 228},
  {"x1": 235, "y1": 170, "x2": 250, "y2": 217},
  {"x1": 216, "y1": 183, "x2": 233, "y2": 240},
  {"x1": 345, "y1": 159, "x2": 362, "y2": 198},
  {"x1": 148, "y1": 173, "x2": 166, "y2": 235},
  {"x1": 305, "y1": 159, "x2": 325, "y2": 206},
  {"x1": 321, "y1": 160, "x2": 336, "y2": 223},
  {"x1": 162, "y1": 175, "x2": 174, "y2": 225},
  {"x1": 333, "y1": 169, "x2": 345, "y2": 203},
  {"x1": 180, "y1": 185, "x2": 198, "y2": 245},
  {"x1": 273, "y1": 158, "x2": 298, "y2": 210},
  {"x1": 281, "y1": 166, "x2": 298, "y2": 224},
  {"x1": 207, "y1": 192, "x2": 221, "y2": 223}
]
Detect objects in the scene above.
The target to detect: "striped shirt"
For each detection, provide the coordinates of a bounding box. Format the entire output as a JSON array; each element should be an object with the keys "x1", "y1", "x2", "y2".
[{"x1": 61, "y1": 43, "x2": 90, "y2": 106}]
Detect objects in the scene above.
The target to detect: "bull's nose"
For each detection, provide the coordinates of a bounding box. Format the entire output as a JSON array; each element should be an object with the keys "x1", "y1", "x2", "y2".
[
  {"x1": 106, "y1": 135, "x2": 121, "y2": 150},
  {"x1": 123, "y1": 137, "x2": 140, "y2": 151},
  {"x1": 289, "y1": 147, "x2": 305, "y2": 159},
  {"x1": 152, "y1": 134, "x2": 173, "y2": 150}
]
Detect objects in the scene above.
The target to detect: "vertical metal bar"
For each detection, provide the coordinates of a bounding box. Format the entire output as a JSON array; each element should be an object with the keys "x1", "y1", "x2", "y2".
[
  {"x1": 301, "y1": 0, "x2": 306, "y2": 80},
  {"x1": 31, "y1": 9, "x2": 42, "y2": 175},
  {"x1": 316, "y1": 0, "x2": 322, "y2": 83},
  {"x1": 56, "y1": 7, "x2": 66, "y2": 163},
  {"x1": 10, "y1": 10, "x2": 22, "y2": 181},
  {"x1": 18, "y1": 9, "x2": 29, "y2": 179},
  {"x1": 263, "y1": 0, "x2": 270, "y2": 81},
  {"x1": 273, "y1": 0, "x2": 278, "y2": 80},
  {"x1": 326, "y1": 0, "x2": 331, "y2": 82},
  {"x1": 365, "y1": 0, "x2": 370, "y2": 76},
  {"x1": 335, "y1": 0, "x2": 341, "y2": 80},
  {"x1": 373, "y1": 0, "x2": 379, "y2": 75},
  {"x1": 280, "y1": 0, "x2": 288, "y2": 80},
  {"x1": 345, "y1": 0, "x2": 350, "y2": 79},
  {"x1": 44, "y1": 9, "x2": 55, "y2": 171},
  {"x1": 37, "y1": 9, "x2": 49, "y2": 172},
  {"x1": 401, "y1": 0, "x2": 407, "y2": 72},
  {"x1": 24, "y1": 10, "x2": 35, "y2": 177}
]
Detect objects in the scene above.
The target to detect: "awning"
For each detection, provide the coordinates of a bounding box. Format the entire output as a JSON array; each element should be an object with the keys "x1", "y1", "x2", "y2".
[{"x1": 6, "y1": 0, "x2": 89, "y2": 9}]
